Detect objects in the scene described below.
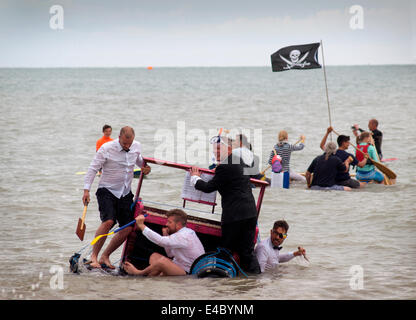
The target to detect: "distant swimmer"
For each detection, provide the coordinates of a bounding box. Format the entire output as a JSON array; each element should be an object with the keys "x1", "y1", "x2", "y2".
[
  {"x1": 352, "y1": 118, "x2": 383, "y2": 159},
  {"x1": 355, "y1": 132, "x2": 384, "y2": 184},
  {"x1": 96, "y1": 124, "x2": 113, "y2": 152},
  {"x1": 305, "y1": 142, "x2": 353, "y2": 191}
]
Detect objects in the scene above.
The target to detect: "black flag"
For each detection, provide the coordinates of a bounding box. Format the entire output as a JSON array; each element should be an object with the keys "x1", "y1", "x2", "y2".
[{"x1": 271, "y1": 43, "x2": 321, "y2": 72}]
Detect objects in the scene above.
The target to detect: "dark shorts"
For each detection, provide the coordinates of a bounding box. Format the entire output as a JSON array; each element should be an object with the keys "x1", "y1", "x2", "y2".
[
  {"x1": 337, "y1": 178, "x2": 361, "y2": 189},
  {"x1": 96, "y1": 188, "x2": 134, "y2": 227}
]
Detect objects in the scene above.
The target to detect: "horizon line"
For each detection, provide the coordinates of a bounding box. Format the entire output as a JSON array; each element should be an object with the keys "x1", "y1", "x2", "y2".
[{"x1": 0, "y1": 63, "x2": 415, "y2": 68}]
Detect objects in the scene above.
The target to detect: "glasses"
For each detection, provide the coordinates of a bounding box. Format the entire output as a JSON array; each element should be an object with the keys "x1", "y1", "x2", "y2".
[
  {"x1": 209, "y1": 135, "x2": 229, "y2": 146},
  {"x1": 273, "y1": 230, "x2": 287, "y2": 239},
  {"x1": 210, "y1": 136, "x2": 221, "y2": 144}
]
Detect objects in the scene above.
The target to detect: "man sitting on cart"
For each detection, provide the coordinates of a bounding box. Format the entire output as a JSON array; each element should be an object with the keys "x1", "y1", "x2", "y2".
[{"x1": 123, "y1": 209, "x2": 205, "y2": 276}]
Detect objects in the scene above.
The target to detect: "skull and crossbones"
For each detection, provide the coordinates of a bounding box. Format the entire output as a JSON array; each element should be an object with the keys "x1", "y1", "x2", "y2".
[{"x1": 280, "y1": 50, "x2": 311, "y2": 69}]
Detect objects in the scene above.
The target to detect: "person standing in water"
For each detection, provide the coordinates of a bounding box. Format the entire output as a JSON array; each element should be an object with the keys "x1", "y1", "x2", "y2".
[
  {"x1": 268, "y1": 130, "x2": 306, "y2": 182},
  {"x1": 96, "y1": 124, "x2": 113, "y2": 152},
  {"x1": 83, "y1": 126, "x2": 151, "y2": 269}
]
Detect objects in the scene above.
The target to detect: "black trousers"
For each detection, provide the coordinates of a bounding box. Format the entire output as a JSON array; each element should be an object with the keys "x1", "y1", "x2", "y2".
[{"x1": 221, "y1": 217, "x2": 261, "y2": 274}]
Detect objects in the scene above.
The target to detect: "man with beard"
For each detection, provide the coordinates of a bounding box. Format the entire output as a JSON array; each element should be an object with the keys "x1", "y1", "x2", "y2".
[
  {"x1": 123, "y1": 209, "x2": 205, "y2": 276},
  {"x1": 255, "y1": 220, "x2": 307, "y2": 273}
]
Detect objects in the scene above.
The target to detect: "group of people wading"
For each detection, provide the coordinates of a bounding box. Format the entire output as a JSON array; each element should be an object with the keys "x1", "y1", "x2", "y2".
[
  {"x1": 307, "y1": 118, "x2": 385, "y2": 191},
  {"x1": 80, "y1": 119, "x2": 385, "y2": 277},
  {"x1": 81, "y1": 125, "x2": 307, "y2": 276}
]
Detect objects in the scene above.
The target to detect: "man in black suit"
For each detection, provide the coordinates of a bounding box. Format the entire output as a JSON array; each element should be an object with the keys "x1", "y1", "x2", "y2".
[{"x1": 190, "y1": 136, "x2": 261, "y2": 274}]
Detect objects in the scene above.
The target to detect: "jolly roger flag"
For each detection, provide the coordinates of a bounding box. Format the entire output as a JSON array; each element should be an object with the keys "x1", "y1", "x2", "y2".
[{"x1": 271, "y1": 42, "x2": 322, "y2": 72}]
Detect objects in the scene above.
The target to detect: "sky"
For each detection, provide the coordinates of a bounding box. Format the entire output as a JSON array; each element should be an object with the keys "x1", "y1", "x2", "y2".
[{"x1": 0, "y1": 0, "x2": 415, "y2": 67}]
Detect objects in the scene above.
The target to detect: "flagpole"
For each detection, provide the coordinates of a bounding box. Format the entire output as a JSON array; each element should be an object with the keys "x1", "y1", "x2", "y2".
[{"x1": 320, "y1": 40, "x2": 332, "y2": 141}]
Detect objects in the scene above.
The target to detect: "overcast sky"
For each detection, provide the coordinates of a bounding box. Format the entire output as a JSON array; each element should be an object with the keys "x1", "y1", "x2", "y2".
[{"x1": 0, "y1": 0, "x2": 415, "y2": 67}]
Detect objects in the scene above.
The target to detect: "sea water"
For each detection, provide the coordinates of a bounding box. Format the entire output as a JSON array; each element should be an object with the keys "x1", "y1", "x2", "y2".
[{"x1": 0, "y1": 66, "x2": 415, "y2": 300}]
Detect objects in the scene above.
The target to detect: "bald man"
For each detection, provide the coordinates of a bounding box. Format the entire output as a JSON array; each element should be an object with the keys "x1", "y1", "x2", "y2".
[{"x1": 83, "y1": 126, "x2": 151, "y2": 269}]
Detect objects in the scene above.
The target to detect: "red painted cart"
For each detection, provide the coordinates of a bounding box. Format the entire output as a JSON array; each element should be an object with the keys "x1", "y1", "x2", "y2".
[{"x1": 120, "y1": 157, "x2": 268, "y2": 272}]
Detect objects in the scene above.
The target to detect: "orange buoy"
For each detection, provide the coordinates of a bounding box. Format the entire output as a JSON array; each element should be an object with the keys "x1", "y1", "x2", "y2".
[{"x1": 147, "y1": 66, "x2": 153, "y2": 70}]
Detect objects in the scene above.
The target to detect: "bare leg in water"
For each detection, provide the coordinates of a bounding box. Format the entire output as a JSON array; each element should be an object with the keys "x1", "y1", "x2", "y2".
[
  {"x1": 90, "y1": 221, "x2": 133, "y2": 269},
  {"x1": 123, "y1": 253, "x2": 186, "y2": 276}
]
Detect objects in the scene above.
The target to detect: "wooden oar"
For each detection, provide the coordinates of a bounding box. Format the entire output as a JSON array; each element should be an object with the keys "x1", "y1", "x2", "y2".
[
  {"x1": 259, "y1": 164, "x2": 271, "y2": 181},
  {"x1": 366, "y1": 134, "x2": 392, "y2": 185},
  {"x1": 260, "y1": 165, "x2": 271, "y2": 175},
  {"x1": 293, "y1": 137, "x2": 303, "y2": 146},
  {"x1": 300, "y1": 172, "x2": 356, "y2": 177},
  {"x1": 298, "y1": 246, "x2": 310, "y2": 262},
  {"x1": 75, "y1": 204, "x2": 88, "y2": 241},
  {"x1": 332, "y1": 129, "x2": 397, "y2": 180}
]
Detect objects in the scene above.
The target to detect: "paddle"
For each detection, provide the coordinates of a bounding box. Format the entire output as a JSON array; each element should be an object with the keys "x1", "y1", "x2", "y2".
[
  {"x1": 332, "y1": 129, "x2": 396, "y2": 180},
  {"x1": 298, "y1": 246, "x2": 310, "y2": 262},
  {"x1": 76, "y1": 204, "x2": 88, "y2": 241},
  {"x1": 260, "y1": 164, "x2": 271, "y2": 175},
  {"x1": 90, "y1": 214, "x2": 148, "y2": 246},
  {"x1": 368, "y1": 136, "x2": 392, "y2": 185}
]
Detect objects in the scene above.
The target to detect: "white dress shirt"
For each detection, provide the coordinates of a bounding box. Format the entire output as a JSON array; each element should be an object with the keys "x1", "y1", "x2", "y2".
[
  {"x1": 142, "y1": 226, "x2": 205, "y2": 273},
  {"x1": 84, "y1": 139, "x2": 144, "y2": 199},
  {"x1": 255, "y1": 237, "x2": 295, "y2": 273},
  {"x1": 232, "y1": 147, "x2": 254, "y2": 167}
]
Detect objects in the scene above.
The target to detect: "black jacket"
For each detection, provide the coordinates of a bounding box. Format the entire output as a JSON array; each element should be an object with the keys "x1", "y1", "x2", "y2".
[{"x1": 194, "y1": 154, "x2": 257, "y2": 224}]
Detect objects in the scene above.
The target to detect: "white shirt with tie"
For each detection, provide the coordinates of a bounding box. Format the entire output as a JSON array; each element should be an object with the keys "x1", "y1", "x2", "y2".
[
  {"x1": 255, "y1": 237, "x2": 295, "y2": 273},
  {"x1": 84, "y1": 139, "x2": 144, "y2": 199},
  {"x1": 142, "y1": 226, "x2": 205, "y2": 273}
]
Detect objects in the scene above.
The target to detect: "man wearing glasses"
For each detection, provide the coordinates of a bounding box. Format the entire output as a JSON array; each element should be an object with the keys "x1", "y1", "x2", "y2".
[{"x1": 255, "y1": 220, "x2": 307, "y2": 273}]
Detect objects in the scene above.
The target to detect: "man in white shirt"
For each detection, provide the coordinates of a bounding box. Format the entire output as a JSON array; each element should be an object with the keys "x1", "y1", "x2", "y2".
[
  {"x1": 123, "y1": 209, "x2": 205, "y2": 276},
  {"x1": 255, "y1": 220, "x2": 307, "y2": 273},
  {"x1": 82, "y1": 126, "x2": 151, "y2": 269}
]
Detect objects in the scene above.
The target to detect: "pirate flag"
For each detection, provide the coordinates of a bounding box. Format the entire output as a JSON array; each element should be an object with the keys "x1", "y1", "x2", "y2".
[{"x1": 271, "y1": 42, "x2": 322, "y2": 72}]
